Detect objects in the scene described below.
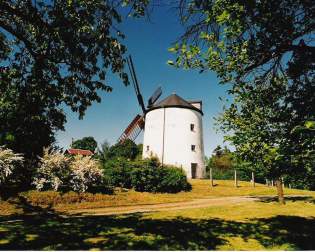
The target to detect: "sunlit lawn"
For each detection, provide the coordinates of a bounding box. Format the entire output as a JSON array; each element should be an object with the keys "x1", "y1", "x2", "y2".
[
  {"x1": 0, "y1": 180, "x2": 315, "y2": 250},
  {"x1": 1, "y1": 179, "x2": 314, "y2": 214}
]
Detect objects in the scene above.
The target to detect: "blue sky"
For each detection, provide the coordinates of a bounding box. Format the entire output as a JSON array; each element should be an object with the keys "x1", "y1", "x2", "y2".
[{"x1": 55, "y1": 5, "x2": 231, "y2": 156}]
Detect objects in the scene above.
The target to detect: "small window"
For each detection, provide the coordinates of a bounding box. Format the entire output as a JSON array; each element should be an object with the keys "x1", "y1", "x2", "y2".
[
  {"x1": 146, "y1": 145, "x2": 150, "y2": 151},
  {"x1": 191, "y1": 145, "x2": 196, "y2": 151},
  {"x1": 190, "y1": 124, "x2": 195, "y2": 131}
]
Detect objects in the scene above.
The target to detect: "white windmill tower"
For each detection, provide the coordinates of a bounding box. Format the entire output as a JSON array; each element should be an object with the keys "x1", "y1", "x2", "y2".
[{"x1": 118, "y1": 56, "x2": 205, "y2": 179}]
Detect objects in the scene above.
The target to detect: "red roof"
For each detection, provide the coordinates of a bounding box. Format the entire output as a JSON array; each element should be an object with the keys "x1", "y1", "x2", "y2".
[{"x1": 66, "y1": 149, "x2": 93, "y2": 156}]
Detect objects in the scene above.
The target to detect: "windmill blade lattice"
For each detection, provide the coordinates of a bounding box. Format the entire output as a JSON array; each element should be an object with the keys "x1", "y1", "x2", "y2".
[{"x1": 118, "y1": 114, "x2": 144, "y2": 143}]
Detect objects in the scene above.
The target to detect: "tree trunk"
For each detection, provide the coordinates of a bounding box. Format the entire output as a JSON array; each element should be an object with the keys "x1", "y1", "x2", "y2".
[
  {"x1": 234, "y1": 169, "x2": 238, "y2": 187},
  {"x1": 275, "y1": 178, "x2": 285, "y2": 204},
  {"x1": 210, "y1": 168, "x2": 213, "y2": 187},
  {"x1": 251, "y1": 172, "x2": 255, "y2": 187}
]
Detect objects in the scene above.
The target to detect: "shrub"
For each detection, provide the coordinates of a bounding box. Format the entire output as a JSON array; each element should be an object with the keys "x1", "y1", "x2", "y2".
[
  {"x1": 32, "y1": 149, "x2": 71, "y2": 191},
  {"x1": 103, "y1": 157, "x2": 191, "y2": 193},
  {"x1": 21, "y1": 190, "x2": 113, "y2": 207},
  {"x1": 131, "y1": 165, "x2": 160, "y2": 192},
  {"x1": 0, "y1": 146, "x2": 24, "y2": 186},
  {"x1": 103, "y1": 158, "x2": 133, "y2": 188},
  {"x1": 158, "y1": 165, "x2": 192, "y2": 193},
  {"x1": 69, "y1": 155, "x2": 103, "y2": 192},
  {"x1": 131, "y1": 160, "x2": 191, "y2": 193},
  {"x1": 33, "y1": 149, "x2": 112, "y2": 193}
]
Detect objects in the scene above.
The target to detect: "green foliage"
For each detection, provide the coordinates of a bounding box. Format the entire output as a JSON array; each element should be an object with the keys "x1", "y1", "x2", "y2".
[
  {"x1": 96, "y1": 140, "x2": 111, "y2": 164},
  {"x1": 206, "y1": 146, "x2": 233, "y2": 179},
  {"x1": 0, "y1": 0, "x2": 149, "y2": 163},
  {"x1": 131, "y1": 162, "x2": 191, "y2": 193},
  {"x1": 156, "y1": 165, "x2": 192, "y2": 193},
  {"x1": 103, "y1": 158, "x2": 134, "y2": 189},
  {"x1": 136, "y1": 143, "x2": 143, "y2": 160},
  {"x1": 172, "y1": 0, "x2": 315, "y2": 190},
  {"x1": 103, "y1": 157, "x2": 191, "y2": 193},
  {"x1": 107, "y1": 139, "x2": 140, "y2": 161},
  {"x1": 205, "y1": 146, "x2": 267, "y2": 182},
  {"x1": 100, "y1": 140, "x2": 141, "y2": 189},
  {"x1": 71, "y1": 136, "x2": 98, "y2": 153}
]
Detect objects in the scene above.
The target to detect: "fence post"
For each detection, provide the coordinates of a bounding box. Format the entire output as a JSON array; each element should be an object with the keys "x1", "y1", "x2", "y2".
[
  {"x1": 251, "y1": 172, "x2": 255, "y2": 187},
  {"x1": 210, "y1": 168, "x2": 213, "y2": 187},
  {"x1": 271, "y1": 180, "x2": 274, "y2": 187},
  {"x1": 234, "y1": 169, "x2": 238, "y2": 187}
]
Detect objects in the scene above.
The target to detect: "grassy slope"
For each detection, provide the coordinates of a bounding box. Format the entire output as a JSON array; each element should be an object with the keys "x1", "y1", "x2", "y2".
[{"x1": 1, "y1": 180, "x2": 315, "y2": 250}]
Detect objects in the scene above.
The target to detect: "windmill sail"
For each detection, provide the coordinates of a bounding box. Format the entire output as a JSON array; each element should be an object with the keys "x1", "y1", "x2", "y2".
[
  {"x1": 127, "y1": 56, "x2": 146, "y2": 114},
  {"x1": 148, "y1": 86, "x2": 162, "y2": 107},
  {"x1": 118, "y1": 114, "x2": 144, "y2": 142}
]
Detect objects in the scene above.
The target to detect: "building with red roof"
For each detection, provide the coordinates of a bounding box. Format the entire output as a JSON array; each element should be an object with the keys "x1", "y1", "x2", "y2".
[{"x1": 65, "y1": 148, "x2": 93, "y2": 156}]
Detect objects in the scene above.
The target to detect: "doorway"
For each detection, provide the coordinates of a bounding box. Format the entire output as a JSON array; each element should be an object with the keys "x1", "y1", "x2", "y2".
[{"x1": 191, "y1": 163, "x2": 197, "y2": 179}]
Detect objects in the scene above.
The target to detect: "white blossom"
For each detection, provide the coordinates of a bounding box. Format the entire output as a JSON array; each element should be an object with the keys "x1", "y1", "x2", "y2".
[
  {"x1": 32, "y1": 149, "x2": 102, "y2": 192},
  {"x1": 32, "y1": 148, "x2": 71, "y2": 191},
  {"x1": 0, "y1": 146, "x2": 24, "y2": 185},
  {"x1": 69, "y1": 155, "x2": 102, "y2": 192}
]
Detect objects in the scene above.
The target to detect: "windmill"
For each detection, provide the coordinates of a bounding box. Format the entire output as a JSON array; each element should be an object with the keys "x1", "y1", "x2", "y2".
[{"x1": 117, "y1": 56, "x2": 162, "y2": 143}]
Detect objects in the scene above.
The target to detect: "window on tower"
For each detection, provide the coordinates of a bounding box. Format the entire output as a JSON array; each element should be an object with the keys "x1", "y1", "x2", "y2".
[
  {"x1": 191, "y1": 145, "x2": 196, "y2": 151},
  {"x1": 190, "y1": 123, "x2": 195, "y2": 131},
  {"x1": 146, "y1": 145, "x2": 150, "y2": 151}
]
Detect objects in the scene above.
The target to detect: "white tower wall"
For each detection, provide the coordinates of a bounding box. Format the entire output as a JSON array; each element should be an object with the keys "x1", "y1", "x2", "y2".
[{"x1": 142, "y1": 107, "x2": 205, "y2": 178}]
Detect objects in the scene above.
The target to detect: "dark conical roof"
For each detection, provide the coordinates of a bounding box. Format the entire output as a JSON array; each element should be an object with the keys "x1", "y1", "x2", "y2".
[{"x1": 147, "y1": 94, "x2": 203, "y2": 114}]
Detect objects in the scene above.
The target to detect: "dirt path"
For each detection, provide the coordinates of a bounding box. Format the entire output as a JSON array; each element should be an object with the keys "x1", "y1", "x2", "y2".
[{"x1": 66, "y1": 196, "x2": 261, "y2": 216}]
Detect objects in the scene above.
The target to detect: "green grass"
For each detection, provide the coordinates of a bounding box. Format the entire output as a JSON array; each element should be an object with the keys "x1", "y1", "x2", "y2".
[{"x1": 0, "y1": 180, "x2": 315, "y2": 250}]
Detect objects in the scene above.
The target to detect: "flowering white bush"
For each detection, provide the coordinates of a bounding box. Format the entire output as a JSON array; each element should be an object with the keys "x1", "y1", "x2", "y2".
[
  {"x1": 69, "y1": 155, "x2": 102, "y2": 192},
  {"x1": 33, "y1": 149, "x2": 103, "y2": 192},
  {"x1": 32, "y1": 149, "x2": 71, "y2": 191},
  {"x1": 0, "y1": 146, "x2": 24, "y2": 185}
]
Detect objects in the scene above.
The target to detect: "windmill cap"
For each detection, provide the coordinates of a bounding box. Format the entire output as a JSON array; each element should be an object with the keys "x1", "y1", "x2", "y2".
[{"x1": 146, "y1": 94, "x2": 203, "y2": 115}]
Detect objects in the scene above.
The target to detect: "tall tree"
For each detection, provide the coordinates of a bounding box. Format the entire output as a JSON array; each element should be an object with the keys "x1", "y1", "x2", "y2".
[
  {"x1": 0, "y1": 0, "x2": 149, "y2": 160},
  {"x1": 170, "y1": 0, "x2": 315, "y2": 203}
]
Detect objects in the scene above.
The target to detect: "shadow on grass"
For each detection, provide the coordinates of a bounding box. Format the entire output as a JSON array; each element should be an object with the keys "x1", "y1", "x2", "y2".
[
  {"x1": 258, "y1": 196, "x2": 315, "y2": 204},
  {"x1": 1, "y1": 205, "x2": 315, "y2": 250}
]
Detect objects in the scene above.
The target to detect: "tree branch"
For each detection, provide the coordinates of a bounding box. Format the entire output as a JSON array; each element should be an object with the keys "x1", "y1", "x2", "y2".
[{"x1": 0, "y1": 21, "x2": 37, "y2": 59}]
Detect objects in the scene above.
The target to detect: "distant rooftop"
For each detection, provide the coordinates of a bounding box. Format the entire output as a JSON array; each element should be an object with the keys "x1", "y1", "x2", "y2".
[{"x1": 65, "y1": 149, "x2": 93, "y2": 156}]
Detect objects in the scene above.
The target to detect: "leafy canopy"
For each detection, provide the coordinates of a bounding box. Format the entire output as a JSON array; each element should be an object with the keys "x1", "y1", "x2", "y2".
[
  {"x1": 170, "y1": 0, "x2": 315, "y2": 189},
  {"x1": 0, "y1": 0, "x2": 149, "y2": 160}
]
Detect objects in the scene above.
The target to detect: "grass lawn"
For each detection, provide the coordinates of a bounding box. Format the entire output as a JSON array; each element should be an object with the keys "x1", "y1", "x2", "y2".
[
  {"x1": 1, "y1": 179, "x2": 314, "y2": 214},
  {"x1": 0, "y1": 180, "x2": 315, "y2": 250}
]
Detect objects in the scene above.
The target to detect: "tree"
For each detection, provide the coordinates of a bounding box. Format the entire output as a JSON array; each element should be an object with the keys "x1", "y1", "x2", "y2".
[
  {"x1": 97, "y1": 140, "x2": 111, "y2": 163},
  {"x1": 170, "y1": 0, "x2": 315, "y2": 203},
  {"x1": 0, "y1": 0, "x2": 149, "y2": 161},
  {"x1": 71, "y1": 136, "x2": 98, "y2": 153},
  {"x1": 107, "y1": 139, "x2": 139, "y2": 161},
  {"x1": 136, "y1": 143, "x2": 143, "y2": 159}
]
